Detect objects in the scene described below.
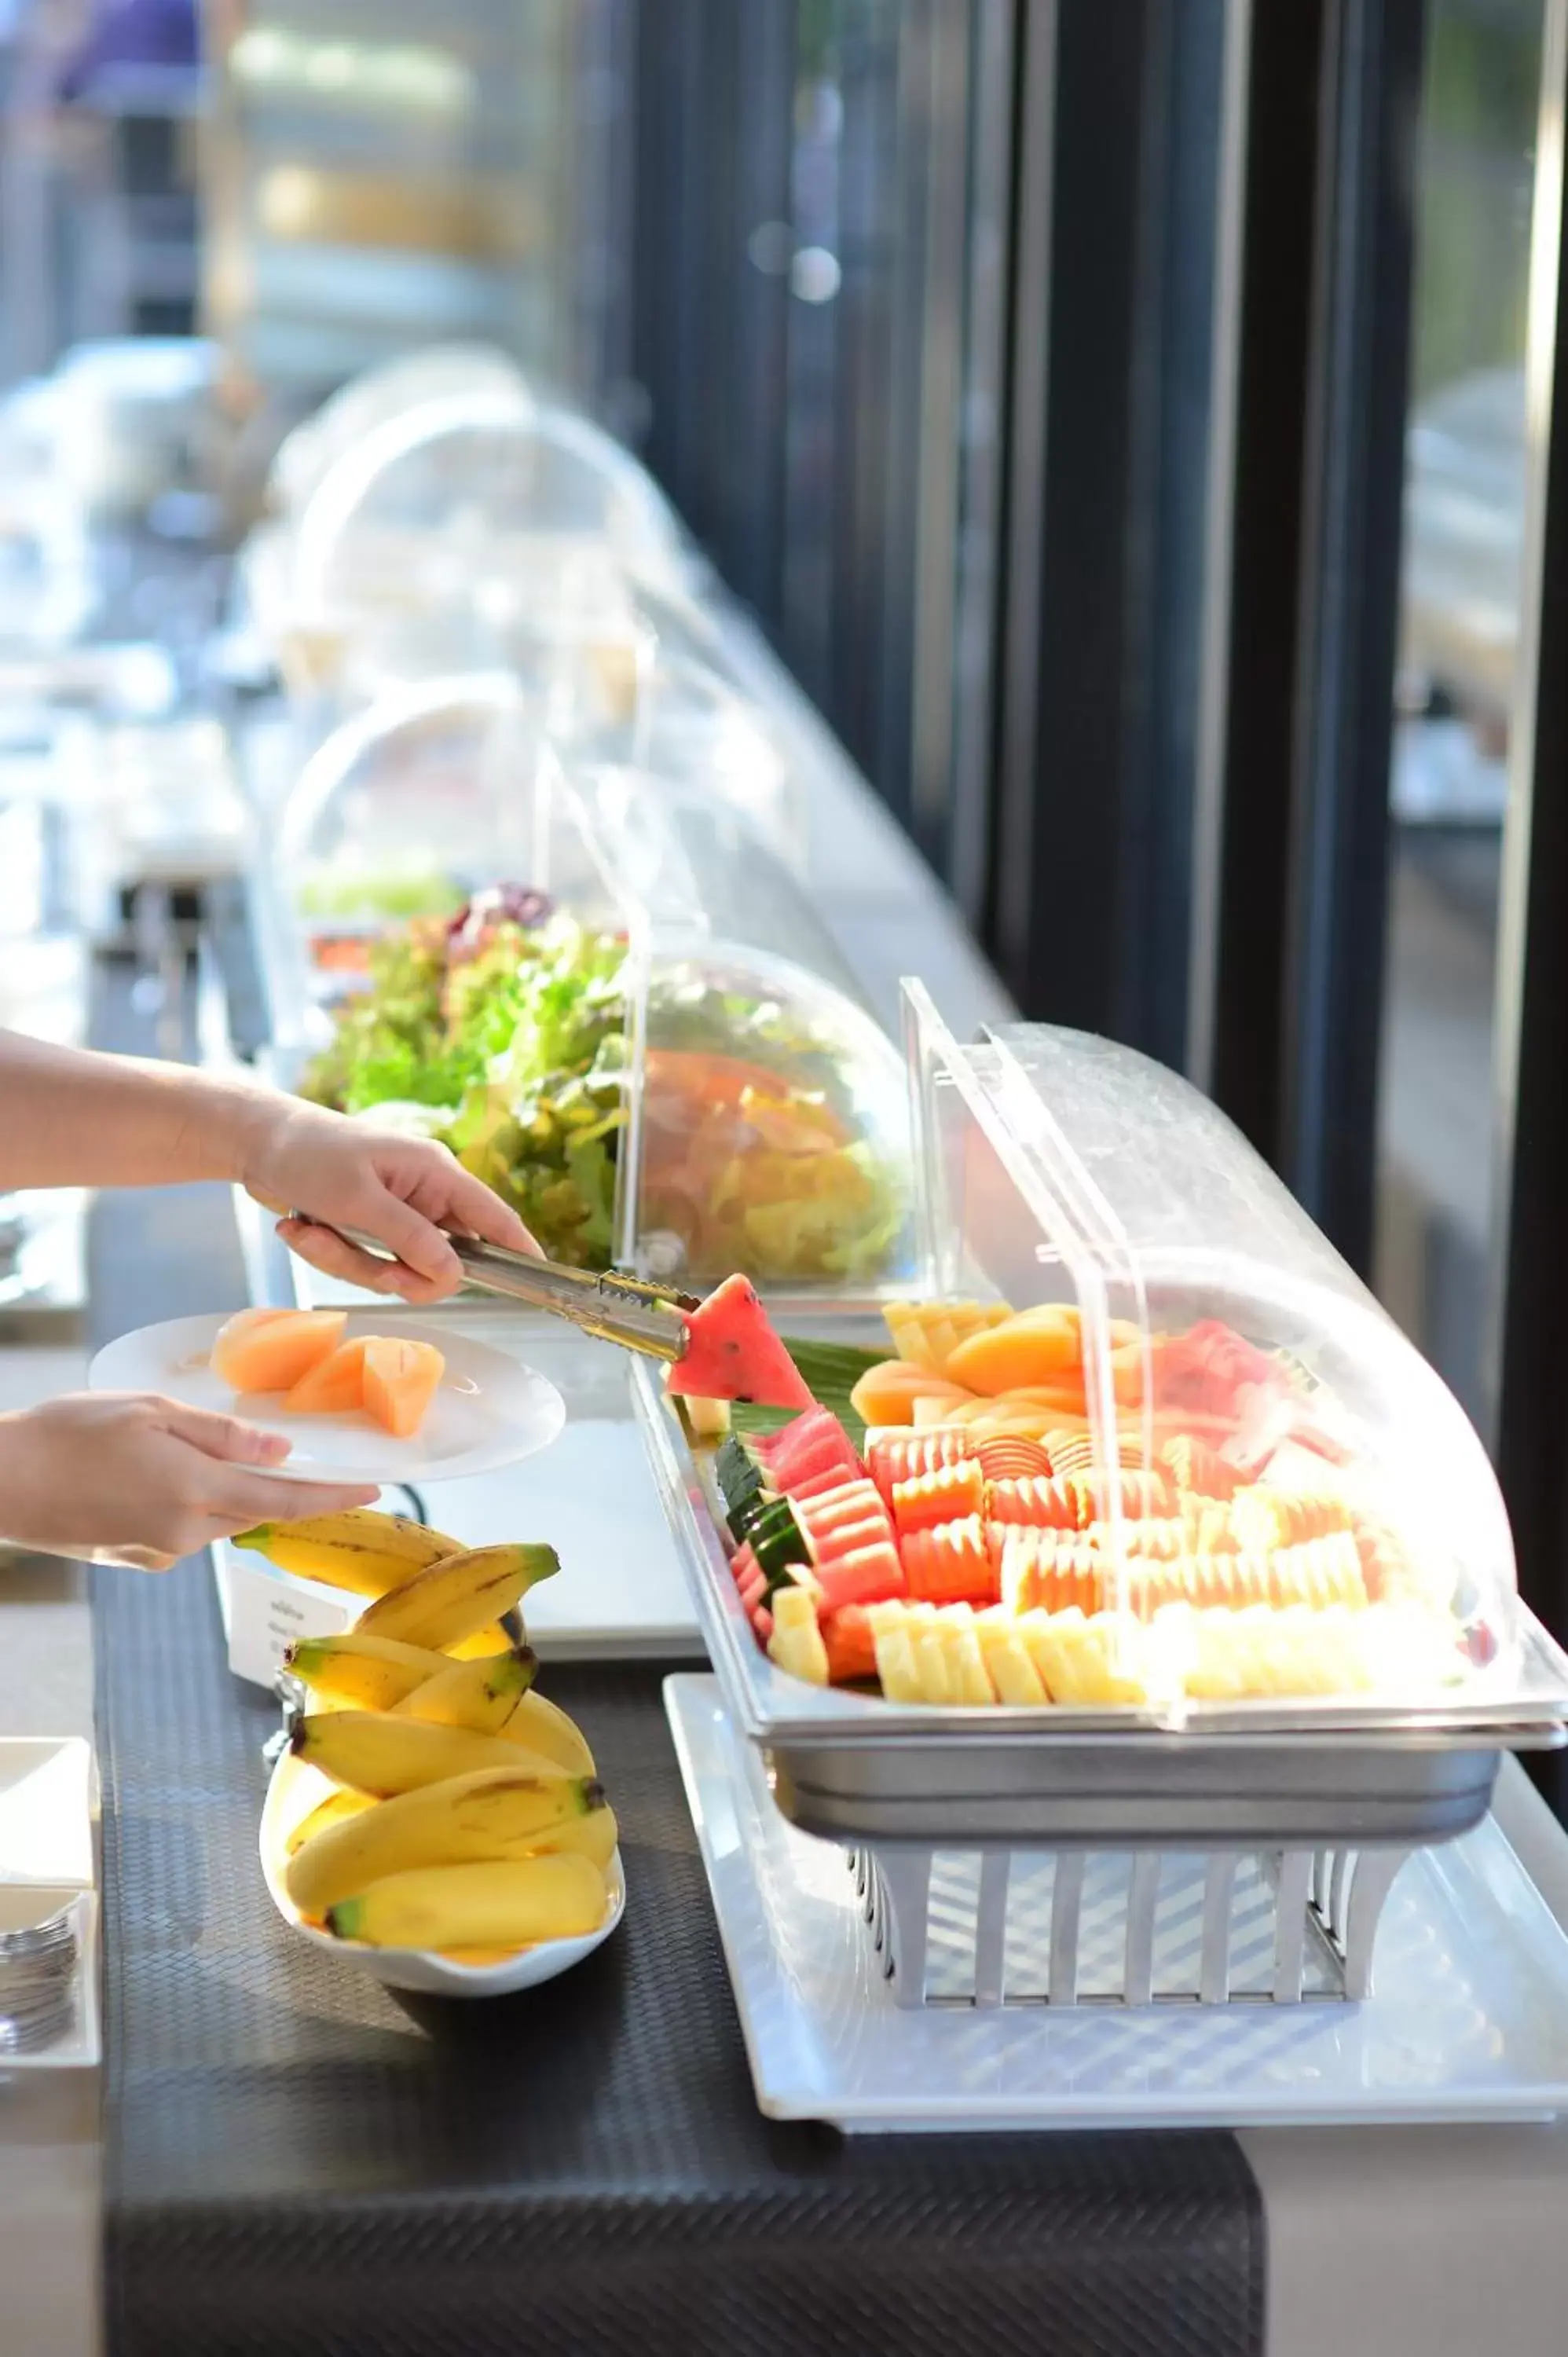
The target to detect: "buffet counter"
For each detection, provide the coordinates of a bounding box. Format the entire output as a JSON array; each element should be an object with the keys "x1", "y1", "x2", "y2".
[{"x1": 4, "y1": 512, "x2": 1568, "y2": 2357}]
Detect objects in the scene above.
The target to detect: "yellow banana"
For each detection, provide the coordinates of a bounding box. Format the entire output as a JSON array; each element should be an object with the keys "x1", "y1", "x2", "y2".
[
  {"x1": 355, "y1": 1543, "x2": 559, "y2": 1653},
  {"x1": 233, "y1": 1509, "x2": 464, "y2": 1598},
  {"x1": 285, "y1": 1631, "x2": 449, "y2": 1711},
  {"x1": 394, "y1": 1648, "x2": 539, "y2": 1737},
  {"x1": 326, "y1": 1853, "x2": 610, "y2": 1952},
  {"x1": 449, "y1": 1621, "x2": 517, "y2": 1661},
  {"x1": 526, "y1": 1802, "x2": 619, "y2": 1874},
  {"x1": 284, "y1": 1788, "x2": 374, "y2": 1857},
  {"x1": 286, "y1": 1762, "x2": 606, "y2": 1916},
  {"x1": 498, "y1": 1688, "x2": 595, "y2": 1777},
  {"x1": 291, "y1": 1708, "x2": 561, "y2": 1798}
]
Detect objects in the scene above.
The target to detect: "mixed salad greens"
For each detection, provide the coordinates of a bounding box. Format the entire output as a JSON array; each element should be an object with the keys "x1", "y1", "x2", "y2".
[{"x1": 299, "y1": 885, "x2": 908, "y2": 1283}]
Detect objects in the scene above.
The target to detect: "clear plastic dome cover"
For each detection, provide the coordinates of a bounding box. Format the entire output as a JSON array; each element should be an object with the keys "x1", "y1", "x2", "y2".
[
  {"x1": 268, "y1": 707, "x2": 910, "y2": 1294},
  {"x1": 277, "y1": 676, "x2": 546, "y2": 966},
  {"x1": 613, "y1": 654, "x2": 800, "y2": 867},
  {"x1": 291, "y1": 392, "x2": 691, "y2": 629},
  {"x1": 266, "y1": 344, "x2": 532, "y2": 521},
  {"x1": 898, "y1": 981, "x2": 1526, "y2": 1720}
]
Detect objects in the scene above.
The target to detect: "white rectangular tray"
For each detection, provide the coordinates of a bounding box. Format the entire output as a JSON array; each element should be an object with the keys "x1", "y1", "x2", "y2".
[{"x1": 664, "y1": 1673, "x2": 1568, "y2": 2132}]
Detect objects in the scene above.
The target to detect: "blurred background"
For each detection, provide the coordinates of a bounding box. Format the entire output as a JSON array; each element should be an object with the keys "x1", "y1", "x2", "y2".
[{"x1": 0, "y1": 0, "x2": 1564, "y2": 1527}]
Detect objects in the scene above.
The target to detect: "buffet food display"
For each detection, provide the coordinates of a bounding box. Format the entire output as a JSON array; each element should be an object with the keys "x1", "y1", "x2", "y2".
[
  {"x1": 634, "y1": 982, "x2": 1568, "y2": 1868},
  {"x1": 256, "y1": 701, "x2": 910, "y2": 1292},
  {"x1": 210, "y1": 350, "x2": 1568, "y2": 2094}
]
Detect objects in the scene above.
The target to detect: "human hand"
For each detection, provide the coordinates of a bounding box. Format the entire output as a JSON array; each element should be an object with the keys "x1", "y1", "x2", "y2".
[
  {"x1": 0, "y1": 1394, "x2": 378, "y2": 1571},
  {"x1": 236, "y1": 1098, "x2": 540, "y2": 1303}
]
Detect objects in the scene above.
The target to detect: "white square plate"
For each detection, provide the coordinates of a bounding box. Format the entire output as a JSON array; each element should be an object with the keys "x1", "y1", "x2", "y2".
[{"x1": 0, "y1": 1739, "x2": 95, "y2": 1888}]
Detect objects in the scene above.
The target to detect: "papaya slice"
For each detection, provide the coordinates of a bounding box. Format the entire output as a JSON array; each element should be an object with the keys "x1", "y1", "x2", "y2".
[
  {"x1": 848, "y1": 1361, "x2": 971, "y2": 1428},
  {"x1": 945, "y1": 1307, "x2": 1083, "y2": 1397},
  {"x1": 212, "y1": 1308, "x2": 347, "y2": 1395},
  {"x1": 362, "y1": 1336, "x2": 445, "y2": 1439}
]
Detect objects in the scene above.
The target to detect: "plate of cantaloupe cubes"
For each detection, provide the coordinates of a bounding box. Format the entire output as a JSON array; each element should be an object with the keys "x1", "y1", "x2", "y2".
[{"x1": 90, "y1": 1308, "x2": 566, "y2": 1485}]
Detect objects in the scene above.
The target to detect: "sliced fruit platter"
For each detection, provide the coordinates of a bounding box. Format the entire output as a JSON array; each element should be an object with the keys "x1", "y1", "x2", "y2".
[
  {"x1": 296, "y1": 886, "x2": 907, "y2": 1286},
  {"x1": 213, "y1": 1307, "x2": 445, "y2": 1436},
  {"x1": 678, "y1": 1296, "x2": 1482, "y2": 1712},
  {"x1": 249, "y1": 1508, "x2": 622, "y2": 1995}
]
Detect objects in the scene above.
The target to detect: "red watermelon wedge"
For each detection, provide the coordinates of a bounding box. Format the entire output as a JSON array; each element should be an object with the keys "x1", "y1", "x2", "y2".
[{"x1": 669, "y1": 1274, "x2": 815, "y2": 1410}]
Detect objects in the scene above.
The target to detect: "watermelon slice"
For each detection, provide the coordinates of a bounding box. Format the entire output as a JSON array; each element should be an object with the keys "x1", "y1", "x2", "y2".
[
  {"x1": 815, "y1": 1540, "x2": 905, "y2": 1612},
  {"x1": 669, "y1": 1275, "x2": 814, "y2": 1410},
  {"x1": 813, "y1": 1516, "x2": 898, "y2": 1568},
  {"x1": 769, "y1": 1402, "x2": 845, "y2": 1453},
  {"x1": 767, "y1": 1408, "x2": 841, "y2": 1474},
  {"x1": 769, "y1": 1407, "x2": 862, "y2": 1489},
  {"x1": 787, "y1": 1461, "x2": 866, "y2": 1504},
  {"x1": 797, "y1": 1479, "x2": 885, "y2": 1529}
]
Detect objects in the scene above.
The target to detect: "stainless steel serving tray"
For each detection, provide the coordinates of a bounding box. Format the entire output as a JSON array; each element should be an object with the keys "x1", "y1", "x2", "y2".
[{"x1": 632, "y1": 1362, "x2": 1568, "y2": 1853}]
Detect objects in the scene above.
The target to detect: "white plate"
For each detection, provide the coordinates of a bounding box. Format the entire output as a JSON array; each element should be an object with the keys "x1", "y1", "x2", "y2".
[
  {"x1": 258, "y1": 1750, "x2": 624, "y2": 1999},
  {"x1": 90, "y1": 1310, "x2": 566, "y2": 1487}
]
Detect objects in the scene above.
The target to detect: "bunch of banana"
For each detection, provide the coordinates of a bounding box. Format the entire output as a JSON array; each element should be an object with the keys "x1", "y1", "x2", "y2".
[
  {"x1": 236, "y1": 1508, "x2": 562, "y2": 1658},
  {"x1": 260, "y1": 1517, "x2": 616, "y2": 1958}
]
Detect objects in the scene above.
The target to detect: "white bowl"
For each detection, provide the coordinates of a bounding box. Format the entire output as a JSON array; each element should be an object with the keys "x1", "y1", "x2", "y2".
[{"x1": 259, "y1": 1750, "x2": 624, "y2": 1999}]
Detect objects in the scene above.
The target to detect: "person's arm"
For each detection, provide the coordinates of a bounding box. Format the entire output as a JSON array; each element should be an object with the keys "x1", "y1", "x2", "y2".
[
  {"x1": 0, "y1": 1030, "x2": 265, "y2": 1193},
  {"x1": 0, "y1": 1029, "x2": 537, "y2": 1300}
]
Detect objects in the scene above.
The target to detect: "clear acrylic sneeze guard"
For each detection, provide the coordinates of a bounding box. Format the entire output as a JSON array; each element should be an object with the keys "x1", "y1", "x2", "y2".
[
  {"x1": 632, "y1": 978, "x2": 1568, "y2": 1851},
  {"x1": 255, "y1": 713, "x2": 914, "y2": 1302},
  {"x1": 257, "y1": 387, "x2": 698, "y2": 703},
  {"x1": 636, "y1": 988, "x2": 1568, "y2": 2073}
]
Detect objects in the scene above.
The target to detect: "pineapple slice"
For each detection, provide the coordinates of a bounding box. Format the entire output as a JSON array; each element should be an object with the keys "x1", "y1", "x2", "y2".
[
  {"x1": 1015, "y1": 1607, "x2": 1071, "y2": 1699},
  {"x1": 919, "y1": 1317, "x2": 963, "y2": 1372},
  {"x1": 1034, "y1": 1609, "x2": 1154, "y2": 1706},
  {"x1": 884, "y1": 1303, "x2": 942, "y2": 1373},
  {"x1": 949, "y1": 1618, "x2": 998, "y2": 1706},
  {"x1": 976, "y1": 1613, "x2": 1049, "y2": 1705},
  {"x1": 874, "y1": 1622, "x2": 927, "y2": 1705},
  {"x1": 912, "y1": 1622, "x2": 958, "y2": 1706},
  {"x1": 767, "y1": 1585, "x2": 830, "y2": 1686},
  {"x1": 883, "y1": 1299, "x2": 1015, "y2": 1378}
]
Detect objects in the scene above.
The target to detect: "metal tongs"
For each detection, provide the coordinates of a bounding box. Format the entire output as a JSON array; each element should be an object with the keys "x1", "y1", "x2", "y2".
[{"x1": 291, "y1": 1217, "x2": 699, "y2": 1365}]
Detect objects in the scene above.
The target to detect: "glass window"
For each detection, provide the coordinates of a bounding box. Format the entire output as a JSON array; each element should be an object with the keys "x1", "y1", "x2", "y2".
[{"x1": 1374, "y1": 0, "x2": 1548, "y2": 1427}]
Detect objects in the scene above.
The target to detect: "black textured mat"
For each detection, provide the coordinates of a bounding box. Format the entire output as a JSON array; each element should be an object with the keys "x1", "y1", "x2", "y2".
[{"x1": 95, "y1": 1557, "x2": 1265, "y2": 2357}]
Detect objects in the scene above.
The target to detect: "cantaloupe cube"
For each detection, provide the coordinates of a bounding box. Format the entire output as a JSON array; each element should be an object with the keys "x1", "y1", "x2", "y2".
[
  {"x1": 283, "y1": 1336, "x2": 372, "y2": 1416},
  {"x1": 211, "y1": 1308, "x2": 347, "y2": 1395},
  {"x1": 361, "y1": 1337, "x2": 445, "y2": 1439}
]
